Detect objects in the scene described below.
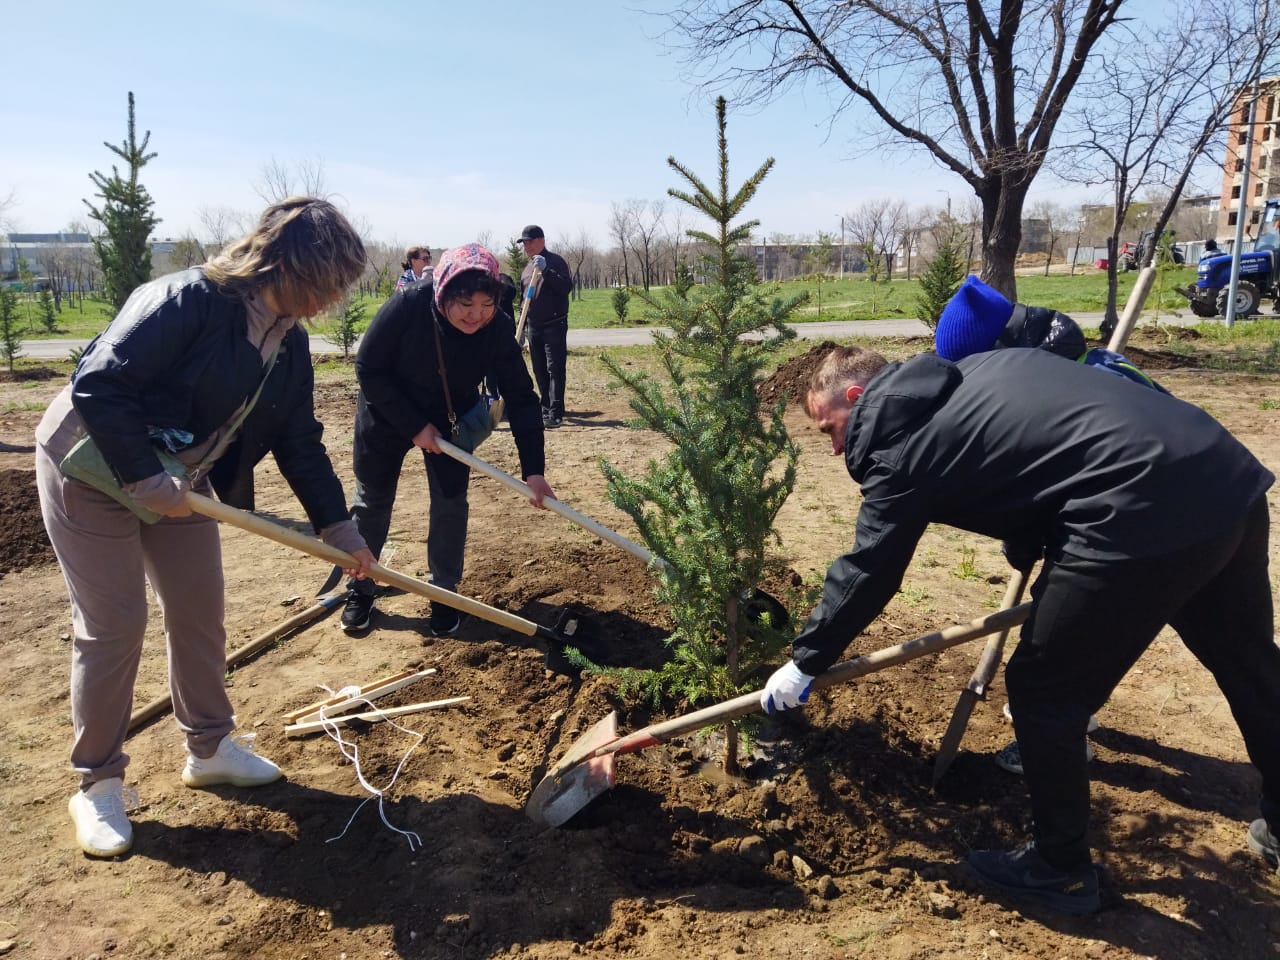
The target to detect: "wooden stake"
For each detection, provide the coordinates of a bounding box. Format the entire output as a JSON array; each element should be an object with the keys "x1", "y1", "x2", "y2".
[
  {"x1": 283, "y1": 697, "x2": 471, "y2": 737},
  {"x1": 285, "y1": 669, "x2": 437, "y2": 724}
]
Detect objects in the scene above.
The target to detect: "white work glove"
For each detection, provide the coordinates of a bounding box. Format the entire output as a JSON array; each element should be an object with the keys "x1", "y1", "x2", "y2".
[
  {"x1": 760, "y1": 661, "x2": 815, "y2": 714},
  {"x1": 531, "y1": 254, "x2": 547, "y2": 271}
]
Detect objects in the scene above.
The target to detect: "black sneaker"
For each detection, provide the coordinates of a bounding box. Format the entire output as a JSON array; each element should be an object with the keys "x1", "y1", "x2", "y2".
[
  {"x1": 429, "y1": 602, "x2": 461, "y2": 636},
  {"x1": 547, "y1": 415, "x2": 563, "y2": 429},
  {"x1": 1248, "y1": 819, "x2": 1280, "y2": 869},
  {"x1": 967, "y1": 842, "x2": 1100, "y2": 915},
  {"x1": 340, "y1": 590, "x2": 375, "y2": 632}
]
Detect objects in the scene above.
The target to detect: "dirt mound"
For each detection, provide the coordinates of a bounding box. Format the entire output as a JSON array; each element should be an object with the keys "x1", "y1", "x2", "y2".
[
  {"x1": 757, "y1": 340, "x2": 841, "y2": 407},
  {"x1": 0, "y1": 468, "x2": 55, "y2": 576},
  {"x1": 0, "y1": 366, "x2": 65, "y2": 383}
]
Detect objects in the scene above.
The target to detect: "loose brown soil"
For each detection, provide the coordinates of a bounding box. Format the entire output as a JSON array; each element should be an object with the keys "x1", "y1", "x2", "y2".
[{"x1": 1, "y1": 335, "x2": 1278, "y2": 960}]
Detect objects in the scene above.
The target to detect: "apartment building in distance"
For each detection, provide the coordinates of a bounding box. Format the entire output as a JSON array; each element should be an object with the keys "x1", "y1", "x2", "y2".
[{"x1": 1220, "y1": 75, "x2": 1280, "y2": 243}]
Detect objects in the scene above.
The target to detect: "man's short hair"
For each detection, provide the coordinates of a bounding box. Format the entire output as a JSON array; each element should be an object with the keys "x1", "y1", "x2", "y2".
[{"x1": 805, "y1": 346, "x2": 889, "y2": 417}]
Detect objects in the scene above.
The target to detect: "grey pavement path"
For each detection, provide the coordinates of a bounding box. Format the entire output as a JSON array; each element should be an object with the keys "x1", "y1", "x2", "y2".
[{"x1": 18, "y1": 311, "x2": 1151, "y2": 359}]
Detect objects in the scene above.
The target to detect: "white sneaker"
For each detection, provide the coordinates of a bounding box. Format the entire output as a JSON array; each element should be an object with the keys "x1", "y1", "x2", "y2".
[
  {"x1": 182, "y1": 732, "x2": 282, "y2": 788},
  {"x1": 1002, "y1": 702, "x2": 1101, "y2": 734},
  {"x1": 68, "y1": 777, "x2": 133, "y2": 858},
  {"x1": 994, "y1": 739, "x2": 1096, "y2": 776}
]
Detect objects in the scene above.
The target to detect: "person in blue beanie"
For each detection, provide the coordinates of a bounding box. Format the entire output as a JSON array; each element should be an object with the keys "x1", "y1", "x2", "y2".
[
  {"x1": 936, "y1": 275, "x2": 1176, "y2": 775},
  {"x1": 935, "y1": 275, "x2": 1166, "y2": 393}
]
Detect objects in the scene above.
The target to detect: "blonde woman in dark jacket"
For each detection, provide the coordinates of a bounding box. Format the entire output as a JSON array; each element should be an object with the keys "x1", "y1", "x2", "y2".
[{"x1": 36, "y1": 197, "x2": 375, "y2": 859}]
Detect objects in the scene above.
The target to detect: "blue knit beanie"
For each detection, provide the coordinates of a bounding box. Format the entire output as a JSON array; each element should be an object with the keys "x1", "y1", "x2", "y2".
[{"x1": 934, "y1": 275, "x2": 1014, "y2": 361}]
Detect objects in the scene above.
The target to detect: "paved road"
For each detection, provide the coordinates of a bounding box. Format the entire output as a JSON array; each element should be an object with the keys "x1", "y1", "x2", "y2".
[{"x1": 20, "y1": 312, "x2": 1139, "y2": 360}]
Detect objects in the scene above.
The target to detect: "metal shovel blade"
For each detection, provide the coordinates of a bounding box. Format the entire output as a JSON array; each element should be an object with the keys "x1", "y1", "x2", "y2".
[{"x1": 526, "y1": 712, "x2": 619, "y2": 828}]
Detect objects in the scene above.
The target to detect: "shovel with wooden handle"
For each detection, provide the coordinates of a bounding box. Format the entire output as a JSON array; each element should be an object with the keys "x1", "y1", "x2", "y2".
[
  {"x1": 434, "y1": 439, "x2": 786, "y2": 626},
  {"x1": 929, "y1": 569, "x2": 1029, "y2": 787},
  {"x1": 183, "y1": 491, "x2": 586, "y2": 675},
  {"x1": 435, "y1": 437, "x2": 669, "y2": 572},
  {"x1": 525, "y1": 602, "x2": 1033, "y2": 828}
]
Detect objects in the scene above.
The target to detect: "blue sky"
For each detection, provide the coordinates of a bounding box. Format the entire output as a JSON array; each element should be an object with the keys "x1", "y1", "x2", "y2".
[{"x1": 3, "y1": 0, "x2": 1109, "y2": 250}]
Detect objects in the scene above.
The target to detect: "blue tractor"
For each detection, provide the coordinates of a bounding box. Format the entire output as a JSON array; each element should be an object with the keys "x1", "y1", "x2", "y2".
[{"x1": 1180, "y1": 199, "x2": 1280, "y2": 318}]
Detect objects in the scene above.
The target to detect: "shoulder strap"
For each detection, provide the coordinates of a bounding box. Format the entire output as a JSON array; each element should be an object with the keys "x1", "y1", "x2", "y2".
[{"x1": 431, "y1": 318, "x2": 458, "y2": 436}]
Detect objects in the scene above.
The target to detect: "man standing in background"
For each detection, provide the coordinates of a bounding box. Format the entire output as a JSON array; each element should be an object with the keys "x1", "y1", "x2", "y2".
[{"x1": 518, "y1": 225, "x2": 573, "y2": 428}]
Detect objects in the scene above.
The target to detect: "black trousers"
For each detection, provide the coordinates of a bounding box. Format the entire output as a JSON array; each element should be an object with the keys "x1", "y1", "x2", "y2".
[
  {"x1": 348, "y1": 398, "x2": 471, "y2": 596},
  {"x1": 528, "y1": 318, "x2": 568, "y2": 419},
  {"x1": 1007, "y1": 496, "x2": 1278, "y2": 868}
]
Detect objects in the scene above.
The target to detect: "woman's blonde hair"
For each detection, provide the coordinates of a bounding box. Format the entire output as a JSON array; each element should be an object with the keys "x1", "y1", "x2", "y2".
[{"x1": 204, "y1": 197, "x2": 366, "y2": 312}]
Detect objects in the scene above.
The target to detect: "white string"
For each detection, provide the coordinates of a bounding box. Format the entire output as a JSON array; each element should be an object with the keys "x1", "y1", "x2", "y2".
[{"x1": 313, "y1": 684, "x2": 425, "y2": 851}]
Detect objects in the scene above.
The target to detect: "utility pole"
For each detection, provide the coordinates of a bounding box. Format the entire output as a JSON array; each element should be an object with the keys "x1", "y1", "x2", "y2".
[
  {"x1": 1224, "y1": 1, "x2": 1268, "y2": 329},
  {"x1": 837, "y1": 215, "x2": 845, "y2": 279}
]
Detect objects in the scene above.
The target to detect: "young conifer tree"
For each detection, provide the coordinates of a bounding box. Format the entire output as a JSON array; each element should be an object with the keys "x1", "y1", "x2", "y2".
[
  {"x1": 84, "y1": 92, "x2": 160, "y2": 310},
  {"x1": 915, "y1": 237, "x2": 968, "y2": 331},
  {"x1": 599, "y1": 98, "x2": 807, "y2": 773},
  {"x1": 0, "y1": 288, "x2": 22, "y2": 372}
]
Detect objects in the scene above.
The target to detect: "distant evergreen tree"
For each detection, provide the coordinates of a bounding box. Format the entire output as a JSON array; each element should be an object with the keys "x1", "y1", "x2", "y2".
[
  {"x1": 332, "y1": 296, "x2": 367, "y2": 359},
  {"x1": 503, "y1": 238, "x2": 529, "y2": 285},
  {"x1": 37, "y1": 289, "x2": 57, "y2": 333},
  {"x1": 673, "y1": 261, "x2": 695, "y2": 298},
  {"x1": 0, "y1": 288, "x2": 22, "y2": 372},
  {"x1": 84, "y1": 92, "x2": 160, "y2": 310},
  {"x1": 597, "y1": 98, "x2": 807, "y2": 773},
  {"x1": 610, "y1": 286, "x2": 631, "y2": 324},
  {"x1": 916, "y1": 237, "x2": 968, "y2": 331}
]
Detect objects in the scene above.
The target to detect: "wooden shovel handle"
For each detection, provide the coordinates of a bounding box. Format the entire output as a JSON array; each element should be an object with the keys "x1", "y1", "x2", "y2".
[
  {"x1": 435, "y1": 438, "x2": 665, "y2": 570},
  {"x1": 596, "y1": 602, "x2": 1034, "y2": 759},
  {"x1": 964, "y1": 570, "x2": 1028, "y2": 696},
  {"x1": 513, "y1": 264, "x2": 541, "y2": 345},
  {"x1": 184, "y1": 491, "x2": 543, "y2": 638}
]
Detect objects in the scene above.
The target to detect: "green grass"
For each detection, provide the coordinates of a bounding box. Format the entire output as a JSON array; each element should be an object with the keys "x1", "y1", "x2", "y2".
[{"x1": 8, "y1": 265, "x2": 1217, "y2": 341}]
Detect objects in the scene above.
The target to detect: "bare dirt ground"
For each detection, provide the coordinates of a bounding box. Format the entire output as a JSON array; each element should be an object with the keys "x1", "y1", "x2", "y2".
[{"x1": 1, "y1": 333, "x2": 1278, "y2": 960}]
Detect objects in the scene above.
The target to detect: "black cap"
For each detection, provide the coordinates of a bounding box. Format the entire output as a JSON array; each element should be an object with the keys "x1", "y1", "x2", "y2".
[{"x1": 518, "y1": 224, "x2": 545, "y2": 241}]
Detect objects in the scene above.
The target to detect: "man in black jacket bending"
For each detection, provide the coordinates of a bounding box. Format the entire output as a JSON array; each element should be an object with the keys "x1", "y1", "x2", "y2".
[
  {"x1": 518, "y1": 224, "x2": 574, "y2": 428},
  {"x1": 760, "y1": 344, "x2": 1279, "y2": 915}
]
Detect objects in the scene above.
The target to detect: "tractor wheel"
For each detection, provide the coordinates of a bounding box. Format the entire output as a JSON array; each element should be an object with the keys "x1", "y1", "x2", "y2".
[
  {"x1": 1216, "y1": 281, "x2": 1262, "y2": 318},
  {"x1": 1188, "y1": 298, "x2": 1218, "y2": 318}
]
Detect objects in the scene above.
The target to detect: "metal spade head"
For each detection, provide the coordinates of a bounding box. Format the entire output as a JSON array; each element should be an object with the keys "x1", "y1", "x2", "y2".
[{"x1": 525, "y1": 712, "x2": 620, "y2": 828}]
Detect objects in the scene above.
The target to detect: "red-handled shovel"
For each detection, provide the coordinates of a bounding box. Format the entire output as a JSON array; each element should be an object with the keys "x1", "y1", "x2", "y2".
[{"x1": 525, "y1": 602, "x2": 1033, "y2": 828}]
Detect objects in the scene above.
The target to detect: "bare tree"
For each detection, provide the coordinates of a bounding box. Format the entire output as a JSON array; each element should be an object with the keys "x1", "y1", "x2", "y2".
[
  {"x1": 170, "y1": 234, "x2": 206, "y2": 269},
  {"x1": 609, "y1": 200, "x2": 641, "y2": 286},
  {"x1": 65, "y1": 219, "x2": 95, "y2": 306},
  {"x1": 363, "y1": 241, "x2": 402, "y2": 297},
  {"x1": 846, "y1": 199, "x2": 908, "y2": 280},
  {"x1": 628, "y1": 199, "x2": 666, "y2": 291},
  {"x1": 198, "y1": 205, "x2": 249, "y2": 254},
  {"x1": 254, "y1": 156, "x2": 328, "y2": 204},
  {"x1": 1027, "y1": 200, "x2": 1076, "y2": 276},
  {"x1": 1054, "y1": 5, "x2": 1280, "y2": 326},
  {"x1": 662, "y1": 0, "x2": 1125, "y2": 299},
  {"x1": 559, "y1": 228, "x2": 595, "y2": 299},
  {"x1": 0, "y1": 188, "x2": 16, "y2": 234}
]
